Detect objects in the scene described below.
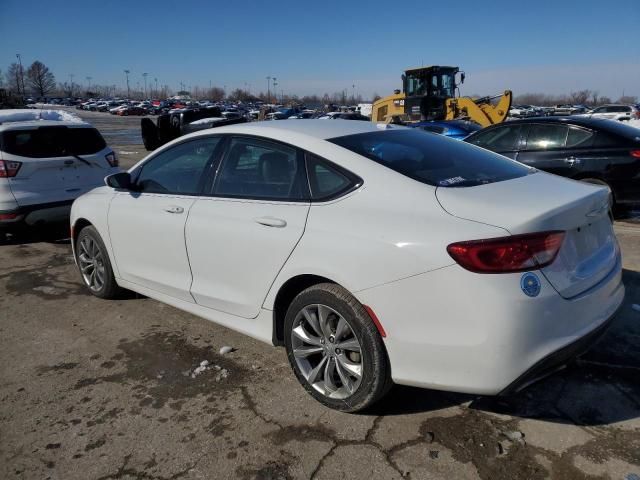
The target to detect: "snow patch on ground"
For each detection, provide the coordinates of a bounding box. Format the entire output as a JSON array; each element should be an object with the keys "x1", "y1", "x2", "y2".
[{"x1": 0, "y1": 109, "x2": 84, "y2": 124}]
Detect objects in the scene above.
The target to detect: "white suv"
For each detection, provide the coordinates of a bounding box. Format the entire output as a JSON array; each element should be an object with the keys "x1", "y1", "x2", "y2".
[
  {"x1": 0, "y1": 120, "x2": 119, "y2": 231},
  {"x1": 583, "y1": 104, "x2": 640, "y2": 122}
]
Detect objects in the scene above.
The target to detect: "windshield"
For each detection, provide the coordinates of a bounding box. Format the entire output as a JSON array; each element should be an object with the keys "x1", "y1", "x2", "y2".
[{"x1": 328, "y1": 129, "x2": 531, "y2": 187}]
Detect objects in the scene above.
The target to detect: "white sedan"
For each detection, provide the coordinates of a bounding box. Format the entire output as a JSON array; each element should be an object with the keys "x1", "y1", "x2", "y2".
[{"x1": 71, "y1": 120, "x2": 624, "y2": 411}]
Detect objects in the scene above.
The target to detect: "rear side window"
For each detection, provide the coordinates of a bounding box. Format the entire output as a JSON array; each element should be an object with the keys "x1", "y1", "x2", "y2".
[
  {"x1": 1, "y1": 126, "x2": 106, "y2": 158},
  {"x1": 306, "y1": 154, "x2": 358, "y2": 200},
  {"x1": 329, "y1": 129, "x2": 530, "y2": 188},
  {"x1": 524, "y1": 124, "x2": 568, "y2": 150},
  {"x1": 566, "y1": 127, "x2": 594, "y2": 148},
  {"x1": 466, "y1": 124, "x2": 522, "y2": 151},
  {"x1": 213, "y1": 137, "x2": 308, "y2": 200}
]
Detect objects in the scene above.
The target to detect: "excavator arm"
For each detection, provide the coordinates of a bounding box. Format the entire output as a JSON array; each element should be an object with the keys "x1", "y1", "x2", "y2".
[{"x1": 445, "y1": 90, "x2": 512, "y2": 127}]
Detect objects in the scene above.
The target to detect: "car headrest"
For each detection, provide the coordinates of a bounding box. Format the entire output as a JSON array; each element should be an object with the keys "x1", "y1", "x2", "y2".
[{"x1": 260, "y1": 152, "x2": 291, "y2": 183}]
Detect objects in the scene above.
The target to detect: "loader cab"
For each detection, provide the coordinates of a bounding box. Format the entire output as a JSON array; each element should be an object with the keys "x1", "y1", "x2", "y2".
[{"x1": 403, "y1": 66, "x2": 459, "y2": 121}]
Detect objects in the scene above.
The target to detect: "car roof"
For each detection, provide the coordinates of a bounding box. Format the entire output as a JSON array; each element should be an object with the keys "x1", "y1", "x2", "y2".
[
  {"x1": 0, "y1": 120, "x2": 92, "y2": 131},
  {"x1": 489, "y1": 116, "x2": 616, "y2": 128},
  {"x1": 197, "y1": 119, "x2": 382, "y2": 140}
]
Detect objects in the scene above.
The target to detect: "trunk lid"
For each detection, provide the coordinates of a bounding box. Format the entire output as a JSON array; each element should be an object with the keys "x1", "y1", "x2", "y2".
[{"x1": 436, "y1": 171, "x2": 618, "y2": 298}]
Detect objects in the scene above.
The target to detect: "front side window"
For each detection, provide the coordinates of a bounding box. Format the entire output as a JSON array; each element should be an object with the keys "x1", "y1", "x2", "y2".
[
  {"x1": 213, "y1": 137, "x2": 307, "y2": 200},
  {"x1": 524, "y1": 124, "x2": 568, "y2": 150},
  {"x1": 466, "y1": 125, "x2": 522, "y2": 151},
  {"x1": 136, "y1": 137, "x2": 221, "y2": 195},
  {"x1": 330, "y1": 129, "x2": 530, "y2": 188}
]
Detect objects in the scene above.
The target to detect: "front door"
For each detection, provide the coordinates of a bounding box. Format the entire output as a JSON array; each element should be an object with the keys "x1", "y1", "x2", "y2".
[{"x1": 108, "y1": 136, "x2": 222, "y2": 302}]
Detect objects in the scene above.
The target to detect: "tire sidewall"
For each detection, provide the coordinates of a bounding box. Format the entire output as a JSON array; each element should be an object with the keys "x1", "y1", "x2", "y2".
[{"x1": 284, "y1": 284, "x2": 389, "y2": 412}]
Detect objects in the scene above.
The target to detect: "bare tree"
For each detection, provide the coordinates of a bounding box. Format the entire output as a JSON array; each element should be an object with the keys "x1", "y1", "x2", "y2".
[
  {"x1": 371, "y1": 93, "x2": 381, "y2": 102},
  {"x1": 617, "y1": 95, "x2": 638, "y2": 104},
  {"x1": 568, "y1": 90, "x2": 592, "y2": 105},
  {"x1": 207, "y1": 87, "x2": 225, "y2": 101},
  {"x1": 5, "y1": 62, "x2": 23, "y2": 93},
  {"x1": 590, "y1": 91, "x2": 599, "y2": 106},
  {"x1": 599, "y1": 96, "x2": 612, "y2": 104},
  {"x1": 26, "y1": 61, "x2": 56, "y2": 97}
]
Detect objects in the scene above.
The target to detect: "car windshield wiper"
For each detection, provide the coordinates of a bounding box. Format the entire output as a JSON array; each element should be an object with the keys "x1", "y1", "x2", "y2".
[{"x1": 67, "y1": 152, "x2": 92, "y2": 166}]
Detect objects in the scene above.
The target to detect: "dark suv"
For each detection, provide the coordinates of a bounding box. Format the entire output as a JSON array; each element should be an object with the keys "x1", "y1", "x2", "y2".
[{"x1": 464, "y1": 117, "x2": 640, "y2": 207}]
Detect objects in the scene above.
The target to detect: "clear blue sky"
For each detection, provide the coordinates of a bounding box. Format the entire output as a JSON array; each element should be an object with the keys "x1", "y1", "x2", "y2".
[{"x1": 1, "y1": 0, "x2": 638, "y2": 99}]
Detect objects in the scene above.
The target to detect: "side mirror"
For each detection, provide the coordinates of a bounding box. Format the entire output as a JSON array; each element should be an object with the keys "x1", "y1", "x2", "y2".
[
  {"x1": 105, "y1": 171, "x2": 133, "y2": 190},
  {"x1": 460, "y1": 72, "x2": 466, "y2": 84}
]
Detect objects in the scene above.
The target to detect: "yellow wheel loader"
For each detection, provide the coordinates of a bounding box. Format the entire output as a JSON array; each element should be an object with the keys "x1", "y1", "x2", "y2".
[{"x1": 371, "y1": 66, "x2": 512, "y2": 128}]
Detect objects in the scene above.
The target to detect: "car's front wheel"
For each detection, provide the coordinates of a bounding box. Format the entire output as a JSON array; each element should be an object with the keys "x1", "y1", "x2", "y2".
[
  {"x1": 284, "y1": 283, "x2": 392, "y2": 412},
  {"x1": 76, "y1": 226, "x2": 123, "y2": 299}
]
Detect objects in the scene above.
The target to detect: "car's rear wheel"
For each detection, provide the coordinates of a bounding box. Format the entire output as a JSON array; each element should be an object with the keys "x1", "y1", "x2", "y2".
[
  {"x1": 284, "y1": 283, "x2": 392, "y2": 412},
  {"x1": 76, "y1": 226, "x2": 122, "y2": 299}
]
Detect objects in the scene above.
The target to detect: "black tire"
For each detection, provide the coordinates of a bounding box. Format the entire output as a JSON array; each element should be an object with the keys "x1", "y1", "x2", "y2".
[
  {"x1": 75, "y1": 226, "x2": 123, "y2": 299},
  {"x1": 284, "y1": 283, "x2": 392, "y2": 412}
]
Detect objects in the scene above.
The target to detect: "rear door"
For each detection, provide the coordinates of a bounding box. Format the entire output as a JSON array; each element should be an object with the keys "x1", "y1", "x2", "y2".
[
  {"x1": 186, "y1": 136, "x2": 310, "y2": 319},
  {"x1": 516, "y1": 123, "x2": 576, "y2": 175}
]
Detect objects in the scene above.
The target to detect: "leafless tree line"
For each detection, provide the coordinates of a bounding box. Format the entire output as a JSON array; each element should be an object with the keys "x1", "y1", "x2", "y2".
[{"x1": 513, "y1": 90, "x2": 637, "y2": 106}]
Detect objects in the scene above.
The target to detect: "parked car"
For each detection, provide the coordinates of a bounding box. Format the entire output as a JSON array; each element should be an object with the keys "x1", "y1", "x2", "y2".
[
  {"x1": 408, "y1": 120, "x2": 482, "y2": 140},
  {"x1": 464, "y1": 117, "x2": 640, "y2": 208},
  {"x1": 117, "y1": 106, "x2": 147, "y2": 116},
  {"x1": 71, "y1": 120, "x2": 623, "y2": 411},
  {"x1": 318, "y1": 112, "x2": 370, "y2": 121},
  {"x1": 581, "y1": 104, "x2": 640, "y2": 122},
  {"x1": 1, "y1": 116, "x2": 119, "y2": 232},
  {"x1": 553, "y1": 105, "x2": 587, "y2": 115}
]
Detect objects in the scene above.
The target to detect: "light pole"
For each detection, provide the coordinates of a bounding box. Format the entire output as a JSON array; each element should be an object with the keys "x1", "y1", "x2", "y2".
[
  {"x1": 69, "y1": 74, "x2": 75, "y2": 97},
  {"x1": 86, "y1": 76, "x2": 92, "y2": 95},
  {"x1": 266, "y1": 76, "x2": 271, "y2": 103},
  {"x1": 143, "y1": 73, "x2": 148, "y2": 99},
  {"x1": 124, "y1": 70, "x2": 130, "y2": 99},
  {"x1": 272, "y1": 77, "x2": 278, "y2": 104},
  {"x1": 154, "y1": 78, "x2": 158, "y2": 98},
  {"x1": 352, "y1": 84, "x2": 356, "y2": 103}
]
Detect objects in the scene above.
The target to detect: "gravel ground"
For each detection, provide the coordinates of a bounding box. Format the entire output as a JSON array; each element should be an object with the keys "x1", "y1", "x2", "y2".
[{"x1": 0, "y1": 109, "x2": 639, "y2": 479}]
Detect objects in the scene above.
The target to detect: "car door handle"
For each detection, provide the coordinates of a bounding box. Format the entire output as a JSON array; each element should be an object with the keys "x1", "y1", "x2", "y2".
[
  {"x1": 163, "y1": 205, "x2": 184, "y2": 214},
  {"x1": 254, "y1": 216, "x2": 287, "y2": 228},
  {"x1": 564, "y1": 156, "x2": 581, "y2": 166}
]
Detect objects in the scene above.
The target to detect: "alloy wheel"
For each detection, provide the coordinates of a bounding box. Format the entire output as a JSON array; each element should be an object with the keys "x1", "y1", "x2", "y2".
[
  {"x1": 77, "y1": 236, "x2": 106, "y2": 292},
  {"x1": 291, "y1": 304, "x2": 363, "y2": 399}
]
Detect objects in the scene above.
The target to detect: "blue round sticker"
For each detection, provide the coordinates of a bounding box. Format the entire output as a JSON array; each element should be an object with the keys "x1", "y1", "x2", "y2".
[{"x1": 521, "y1": 273, "x2": 541, "y2": 297}]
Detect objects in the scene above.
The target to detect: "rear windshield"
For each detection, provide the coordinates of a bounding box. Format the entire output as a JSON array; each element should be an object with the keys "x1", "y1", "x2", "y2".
[
  {"x1": 1, "y1": 126, "x2": 106, "y2": 158},
  {"x1": 329, "y1": 129, "x2": 531, "y2": 187}
]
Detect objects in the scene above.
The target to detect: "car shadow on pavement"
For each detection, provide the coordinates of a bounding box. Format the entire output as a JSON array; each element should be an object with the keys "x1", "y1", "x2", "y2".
[
  {"x1": 374, "y1": 269, "x2": 640, "y2": 428},
  {"x1": 1, "y1": 224, "x2": 71, "y2": 246}
]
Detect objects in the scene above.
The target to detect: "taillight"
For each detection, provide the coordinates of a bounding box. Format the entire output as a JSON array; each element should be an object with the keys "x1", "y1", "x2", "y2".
[
  {"x1": 447, "y1": 231, "x2": 565, "y2": 273},
  {"x1": 631, "y1": 150, "x2": 640, "y2": 159},
  {"x1": 0, "y1": 159, "x2": 22, "y2": 178},
  {"x1": 105, "y1": 152, "x2": 118, "y2": 167}
]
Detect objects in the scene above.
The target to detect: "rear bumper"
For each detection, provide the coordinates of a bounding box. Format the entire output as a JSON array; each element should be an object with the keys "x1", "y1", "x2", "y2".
[
  {"x1": 498, "y1": 301, "x2": 620, "y2": 395},
  {"x1": 0, "y1": 200, "x2": 73, "y2": 230},
  {"x1": 355, "y1": 253, "x2": 625, "y2": 395}
]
